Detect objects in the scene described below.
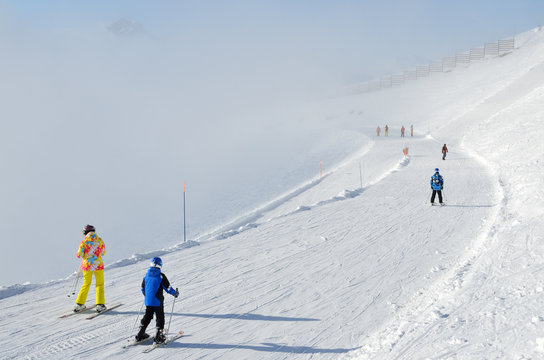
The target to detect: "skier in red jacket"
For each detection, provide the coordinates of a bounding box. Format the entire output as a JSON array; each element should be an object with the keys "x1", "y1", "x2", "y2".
[{"x1": 442, "y1": 144, "x2": 448, "y2": 160}]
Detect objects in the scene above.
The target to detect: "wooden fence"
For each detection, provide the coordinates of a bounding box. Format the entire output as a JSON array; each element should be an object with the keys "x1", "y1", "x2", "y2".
[{"x1": 347, "y1": 36, "x2": 516, "y2": 95}]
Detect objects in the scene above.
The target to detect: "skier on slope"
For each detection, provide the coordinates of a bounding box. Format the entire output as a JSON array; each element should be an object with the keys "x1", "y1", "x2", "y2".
[
  {"x1": 384, "y1": 125, "x2": 389, "y2": 136},
  {"x1": 74, "y1": 225, "x2": 107, "y2": 313},
  {"x1": 401, "y1": 125, "x2": 405, "y2": 137},
  {"x1": 376, "y1": 126, "x2": 381, "y2": 136},
  {"x1": 442, "y1": 144, "x2": 448, "y2": 160},
  {"x1": 430, "y1": 168, "x2": 444, "y2": 205},
  {"x1": 136, "y1": 257, "x2": 179, "y2": 344}
]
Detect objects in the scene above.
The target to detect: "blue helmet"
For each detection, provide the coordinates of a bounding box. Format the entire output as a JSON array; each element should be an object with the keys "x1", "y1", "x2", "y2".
[
  {"x1": 150, "y1": 257, "x2": 163, "y2": 268},
  {"x1": 435, "y1": 168, "x2": 439, "y2": 172}
]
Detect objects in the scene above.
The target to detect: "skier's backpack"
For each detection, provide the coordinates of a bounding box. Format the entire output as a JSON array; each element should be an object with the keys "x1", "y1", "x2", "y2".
[{"x1": 432, "y1": 174, "x2": 443, "y2": 187}]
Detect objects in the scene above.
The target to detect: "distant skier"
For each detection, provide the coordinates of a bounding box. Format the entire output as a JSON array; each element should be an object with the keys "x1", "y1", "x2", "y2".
[
  {"x1": 74, "y1": 225, "x2": 107, "y2": 313},
  {"x1": 384, "y1": 125, "x2": 389, "y2": 136},
  {"x1": 410, "y1": 124, "x2": 413, "y2": 137},
  {"x1": 430, "y1": 168, "x2": 444, "y2": 205},
  {"x1": 136, "y1": 257, "x2": 179, "y2": 344},
  {"x1": 442, "y1": 144, "x2": 448, "y2": 160},
  {"x1": 376, "y1": 126, "x2": 381, "y2": 136},
  {"x1": 401, "y1": 125, "x2": 405, "y2": 137}
]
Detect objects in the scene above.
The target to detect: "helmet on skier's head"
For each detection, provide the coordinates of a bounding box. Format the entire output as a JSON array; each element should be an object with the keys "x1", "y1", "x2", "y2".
[
  {"x1": 150, "y1": 257, "x2": 163, "y2": 269},
  {"x1": 435, "y1": 168, "x2": 439, "y2": 172},
  {"x1": 83, "y1": 224, "x2": 95, "y2": 235}
]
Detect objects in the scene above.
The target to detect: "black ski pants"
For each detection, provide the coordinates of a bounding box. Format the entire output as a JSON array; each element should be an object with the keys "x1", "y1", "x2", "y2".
[
  {"x1": 141, "y1": 305, "x2": 165, "y2": 331},
  {"x1": 431, "y1": 190, "x2": 443, "y2": 204}
]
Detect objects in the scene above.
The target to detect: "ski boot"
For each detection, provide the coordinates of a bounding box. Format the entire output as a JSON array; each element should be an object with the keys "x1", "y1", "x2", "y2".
[
  {"x1": 96, "y1": 304, "x2": 107, "y2": 313},
  {"x1": 135, "y1": 325, "x2": 150, "y2": 342},
  {"x1": 73, "y1": 303, "x2": 86, "y2": 312},
  {"x1": 135, "y1": 332, "x2": 150, "y2": 342},
  {"x1": 154, "y1": 328, "x2": 167, "y2": 344}
]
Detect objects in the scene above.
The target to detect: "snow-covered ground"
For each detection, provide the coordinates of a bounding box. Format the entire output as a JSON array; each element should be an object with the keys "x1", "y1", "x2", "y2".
[{"x1": 2, "y1": 28, "x2": 544, "y2": 359}]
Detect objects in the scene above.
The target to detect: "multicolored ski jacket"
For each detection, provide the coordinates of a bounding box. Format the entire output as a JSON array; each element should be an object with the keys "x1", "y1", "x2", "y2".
[
  {"x1": 430, "y1": 173, "x2": 444, "y2": 190},
  {"x1": 77, "y1": 232, "x2": 106, "y2": 271}
]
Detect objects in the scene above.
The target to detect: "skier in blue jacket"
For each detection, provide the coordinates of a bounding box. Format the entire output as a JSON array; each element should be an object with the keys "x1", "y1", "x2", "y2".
[
  {"x1": 136, "y1": 257, "x2": 179, "y2": 343},
  {"x1": 430, "y1": 168, "x2": 444, "y2": 205}
]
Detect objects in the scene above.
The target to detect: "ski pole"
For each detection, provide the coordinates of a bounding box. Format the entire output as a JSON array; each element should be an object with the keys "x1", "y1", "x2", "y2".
[
  {"x1": 68, "y1": 267, "x2": 82, "y2": 297},
  {"x1": 131, "y1": 300, "x2": 145, "y2": 334},
  {"x1": 166, "y1": 289, "x2": 178, "y2": 334}
]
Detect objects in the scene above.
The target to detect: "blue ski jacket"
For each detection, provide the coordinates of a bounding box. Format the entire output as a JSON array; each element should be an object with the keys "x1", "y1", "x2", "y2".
[
  {"x1": 141, "y1": 267, "x2": 177, "y2": 307},
  {"x1": 430, "y1": 172, "x2": 444, "y2": 190}
]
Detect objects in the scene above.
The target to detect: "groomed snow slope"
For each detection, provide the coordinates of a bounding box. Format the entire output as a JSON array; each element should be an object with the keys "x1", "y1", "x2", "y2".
[{"x1": 1, "y1": 28, "x2": 544, "y2": 359}]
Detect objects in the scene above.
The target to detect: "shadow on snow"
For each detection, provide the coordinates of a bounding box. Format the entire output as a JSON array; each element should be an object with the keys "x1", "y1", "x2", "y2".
[
  {"x1": 442, "y1": 204, "x2": 496, "y2": 208},
  {"x1": 179, "y1": 312, "x2": 319, "y2": 322},
  {"x1": 167, "y1": 341, "x2": 360, "y2": 354}
]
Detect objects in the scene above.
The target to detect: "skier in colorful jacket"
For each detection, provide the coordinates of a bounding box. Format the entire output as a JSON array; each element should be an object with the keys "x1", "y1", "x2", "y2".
[
  {"x1": 442, "y1": 144, "x2": 448, "y2": 160},
  {"x1": 136, "y1": 257, "x2": 179, "y2": 344},
  {"x1": 430, "y1": 168, "x2": 444, "y2": 205},
  {"x1": 74, "y1": 224, "x2": 107, "y2": 313}
]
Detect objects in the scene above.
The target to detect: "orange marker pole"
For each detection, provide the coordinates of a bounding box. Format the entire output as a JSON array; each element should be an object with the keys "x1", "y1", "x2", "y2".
[
  {"x1": 320, "y1": 161, "x2": 323, "y2": 178},
  {"x1": 183, "y1": 181, "x2": 186, "y2": 242}
]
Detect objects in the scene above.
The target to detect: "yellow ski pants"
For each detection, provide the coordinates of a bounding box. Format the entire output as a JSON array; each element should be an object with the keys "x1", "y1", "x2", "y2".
[{"x1": 75, "y1": 270, "x2": 105, "y2": 305}]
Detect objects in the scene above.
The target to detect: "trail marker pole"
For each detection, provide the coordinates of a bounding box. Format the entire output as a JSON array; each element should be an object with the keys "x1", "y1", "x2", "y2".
[
  {"x1": 320, "y1": 161, "x2": 322, "y2": 178},
  {"x1": 359, "y1": 162, "x2": 363, "y2": 189},
  {"x1": 183, "y1": 181, "x2": 186, "y2": 243}
]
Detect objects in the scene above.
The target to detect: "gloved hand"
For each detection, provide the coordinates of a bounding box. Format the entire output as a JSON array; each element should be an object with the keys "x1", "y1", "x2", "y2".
[{"x1": 174, "y1": 288, "x2": 179, "y2": 298}]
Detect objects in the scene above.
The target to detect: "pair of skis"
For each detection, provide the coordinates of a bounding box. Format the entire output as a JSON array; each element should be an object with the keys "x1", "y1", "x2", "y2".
[
  {"x1": 123, "y1": 330, "x2": 184, "y2": 353},
  {"x1": 59, "y1": 303, "x2": 122, "y2": 319},
  {"x1": 61, "y1": 303, "x2": 183, "y2": 352},
  {"x1": 142, "y1": 330, "x2": 184, "y2": 353}
]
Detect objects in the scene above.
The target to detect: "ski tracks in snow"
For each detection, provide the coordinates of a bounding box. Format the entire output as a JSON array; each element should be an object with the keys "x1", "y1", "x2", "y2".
[
  {"x1": 10, "y1": 314, "x2": 127, "y2": 360},
  {"x1": 202, "y1": 133, "x2": 498, "y2": 360},
  {"x1": 339, "y1": 138, "x2": 502, "y2": 359}
]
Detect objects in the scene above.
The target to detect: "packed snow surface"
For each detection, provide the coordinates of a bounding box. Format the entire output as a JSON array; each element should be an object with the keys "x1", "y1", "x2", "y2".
[{"x1": 1, "y1": 28, "x2": 544, "y2": 359}]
